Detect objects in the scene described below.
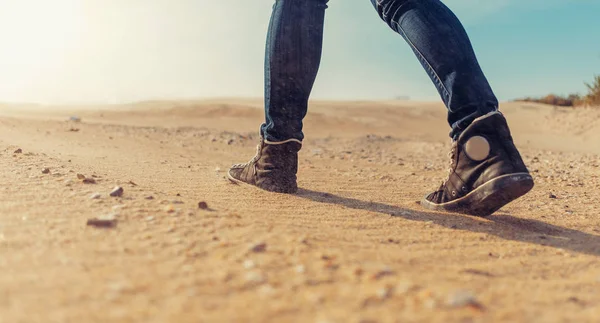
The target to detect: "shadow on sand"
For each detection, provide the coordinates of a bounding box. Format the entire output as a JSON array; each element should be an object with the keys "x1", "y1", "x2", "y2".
[{"x1": 296, "y1": 188, "x2": 600, "y2": 257}]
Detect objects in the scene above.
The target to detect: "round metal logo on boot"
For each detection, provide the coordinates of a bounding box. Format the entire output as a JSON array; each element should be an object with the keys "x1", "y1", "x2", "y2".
[{"x1": 464, "y1": 136, "x2": 490, "y2": 161}]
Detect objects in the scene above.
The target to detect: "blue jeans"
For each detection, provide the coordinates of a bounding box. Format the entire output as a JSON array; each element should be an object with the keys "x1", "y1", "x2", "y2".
[{"x1": 261, "y1": 0, "x2": 498, "y2": 142}]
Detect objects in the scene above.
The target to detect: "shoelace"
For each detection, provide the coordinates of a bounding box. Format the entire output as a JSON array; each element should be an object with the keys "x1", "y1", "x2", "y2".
[
  {"x1": 442, "y1": 140, "x2": 458, "y2": 185},
  {"x1": 232, "y1": 142, "x2": 262, "y2": 169}
]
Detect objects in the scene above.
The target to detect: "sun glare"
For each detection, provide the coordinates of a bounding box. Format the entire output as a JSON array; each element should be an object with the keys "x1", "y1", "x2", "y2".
[{"x1": 0, "y1": 0, "x2": 84, "y2": 101}]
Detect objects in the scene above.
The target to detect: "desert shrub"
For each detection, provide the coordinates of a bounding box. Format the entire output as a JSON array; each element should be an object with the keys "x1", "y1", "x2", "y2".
[
  {"x1": 515, "y1": 75, "x2": 600, "y2": 107},
  {"x1": 582, "y1": 75, "x2": 600, "y2": 106},
  {"x1": 516, "y1": 94, "x2": 579, "y2": 107}
]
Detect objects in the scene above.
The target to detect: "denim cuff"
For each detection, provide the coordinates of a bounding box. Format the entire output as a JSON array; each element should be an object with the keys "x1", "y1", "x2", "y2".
[{"x1": 449, "y1": 104, "x2": 498, "y2": 140}]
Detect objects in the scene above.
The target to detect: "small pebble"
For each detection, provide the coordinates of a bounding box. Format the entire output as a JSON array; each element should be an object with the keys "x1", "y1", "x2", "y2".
[
  {"x1": 42, "y1": 168, "x2": 50, "y2": 174},
  {"x1": 372, "y1": 267, "x2": 394, "y2": 280},
  {"x1": 110, "y1": 186, "x2": 124, "y2": 197},
  {"x1": 77, "y1": 174, "x2": 86, "y2": 180},
  {"x1": 198, "y1": 201, "x2": 208, "y2": 209},
  {"x1": 14, "y1": 148, "x2": 22, "y2": 154},
  {"x1": 90, "y1": 192, "x2": 102, "y2": 199},
  {"x1": 376, "y1": 285, "x2": 394, "y2": 300},
  {"x1": 250, "y1": 242, "x2": 267, "y2": 253},
  {"x1": 144, "y1": 196, "x2": 154, "y2": 200},
  {"x1": 145, "y1": 216, "x2": 155, "y2": 222},
  {"x1": 86, "y1": 214, "x2": 117, "y2": 228},
  {"x1": 164, "y1": 205, "x2": 175, "y2": 213},
  {"x1": 446, "y1": 290, "x2": 482, "y2": 309},
  {"x1": 83, "y1": 177, "x2": 96, "y2": 184},
  {"x1": 549, "y1": 193, "x2": 557, "y2": 199}
]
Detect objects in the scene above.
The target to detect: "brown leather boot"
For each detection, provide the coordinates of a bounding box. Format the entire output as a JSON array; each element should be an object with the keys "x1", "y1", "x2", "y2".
[
  {"x1": 227, "y1": 136, "x2": 301, "y2": 194},
  {"x1": 421, "y1": 111, "x2": 534, "y2": 217}
]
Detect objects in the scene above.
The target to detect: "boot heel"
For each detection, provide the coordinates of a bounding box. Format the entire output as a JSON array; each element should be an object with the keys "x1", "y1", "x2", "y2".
[{"x1": 466, "y1": 173, "x2": 534, "y2": 216}]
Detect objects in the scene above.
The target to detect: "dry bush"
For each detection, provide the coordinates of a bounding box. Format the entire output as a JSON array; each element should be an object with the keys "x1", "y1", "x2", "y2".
[
  {"x1": 582, "y1": 75, "x2": 600, "y2": 106},
  {"x1": 516, "y1": 94, "x2": 579, "y2": 107},
  {"x1": 516, "y1": 75, "x2": 600, "y2": 107}
]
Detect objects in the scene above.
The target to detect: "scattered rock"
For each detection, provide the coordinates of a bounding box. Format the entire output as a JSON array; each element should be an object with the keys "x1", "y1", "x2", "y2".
[
  {"x1": 86, "y1": 214, "x2": 117, "y2": 228},
  {"x1": 77, "y1": 174, "x2": 86, "y2": 180},
  {"x1": 371, "y1": 267, "x2": 394, "y2": 280},
  {"x1": 461, "y1": 269, "x2": 495, "y2": 277},
  {"x1": 164, "y1": 205, "x2": 175, "y2": 213},
  {"x1": 144, "y1": 195, "x2": 154, "y2": 200},
  {"x1": 376, "y1": 285, "x2": 394, "y2": 300},
  {"x1": 353, "y1": 267, "x2": 365, "y2": 277},
  {"x1": 549, "y1": 193, "x2": 557, "y2": 199},
  {"x1": 145, "y1": 216, "x2": 155, "y2": 222},
  {"x1": 90, "y1": 192, "x2": 102, "y2": 199},
  {"x1": 14, "y1": 148, "x2": 22, "y2": 154},
  {"x1": 42, "y1": 168, "x2": 50, "y2": 174},
  {"x1": 198, "y1": 201, "x2": 209, "y2": 210},
  {"x1": 446, "y1": 290, "x2": 484, "y2": 311},
  {"x1": 250, "y1": 242, "x2": 267, "y2": 253},
  {"x1": 68, "y1": 128, "x2": 80, "y2": 132},
  {"x1": 83, "y1": 177, "x2": 97, "y2": 184},
  {"x1": 128, "y1": 180, "x2": 138, "y2": 186},
  {"x1": 69, "y1": 116, "x2": 81, "y2": 122},
  {"x1": 110, "y1": 186, "x2": 124, "y2": 197}
]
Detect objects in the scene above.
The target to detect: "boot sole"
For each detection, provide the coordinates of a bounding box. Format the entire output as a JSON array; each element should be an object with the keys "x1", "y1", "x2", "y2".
[
  {"x1": 227, "y1": 170, "x2": 297, "y2": 194},
  {"x1": 421, "y1": 173, "x2": 534, "y2": 217}
]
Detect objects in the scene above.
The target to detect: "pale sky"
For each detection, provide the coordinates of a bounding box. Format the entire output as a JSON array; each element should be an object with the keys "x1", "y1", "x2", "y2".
[{"x1": 0, "y1": 0, "x2": 598, "y2": 104}]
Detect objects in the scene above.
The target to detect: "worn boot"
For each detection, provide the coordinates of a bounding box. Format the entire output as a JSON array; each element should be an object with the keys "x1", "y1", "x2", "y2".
[
  {"x1": 421, "y1": 111, "x2": 534, "y2": 217},
  {"x1": 227, "y1": 136, "x2": 302, "y2": 194}
]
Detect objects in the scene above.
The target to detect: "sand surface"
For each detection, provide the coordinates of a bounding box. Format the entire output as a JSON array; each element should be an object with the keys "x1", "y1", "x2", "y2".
[{"x1": 0, "y1": 100, "x2": 599, "y2": 323}]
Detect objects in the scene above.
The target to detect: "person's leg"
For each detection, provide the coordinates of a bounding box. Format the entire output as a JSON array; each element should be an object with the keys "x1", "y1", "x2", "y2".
[
  {"x1": 261, "y1": 0, "x2": 328, "y2": 142},
  {"x1": 228, "y1": 0, "x2": 328, "y2": 193},
  {"x1": 370, "y1": 0, "x2": 497, "y2": 138},
  {"x1": 370, "y1": 0, "x2": 533, "y2": 216}
]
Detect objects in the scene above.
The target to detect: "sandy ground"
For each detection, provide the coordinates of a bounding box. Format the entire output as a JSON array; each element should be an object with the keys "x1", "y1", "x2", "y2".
[{"x1": 0, "y1": 99, "x2": 599, "y2": 323}]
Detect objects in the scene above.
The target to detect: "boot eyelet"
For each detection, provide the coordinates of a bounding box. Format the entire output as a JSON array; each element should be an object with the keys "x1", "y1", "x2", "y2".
[
  {"x1": 452, "y1": 190, "x2": 457, "y2": 197},
  {"x1": 462, "y1": 186, "x2": 468, "y2": 192}
]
